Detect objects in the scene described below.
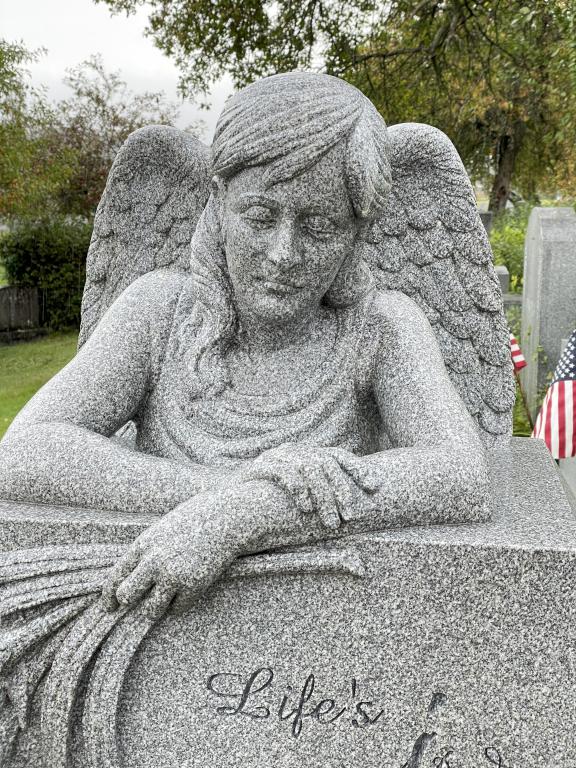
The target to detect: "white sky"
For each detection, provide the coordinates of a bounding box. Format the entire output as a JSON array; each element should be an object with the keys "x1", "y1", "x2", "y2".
[{"x1": 0, "y1": 0, "x2": 233, "y2": 140}]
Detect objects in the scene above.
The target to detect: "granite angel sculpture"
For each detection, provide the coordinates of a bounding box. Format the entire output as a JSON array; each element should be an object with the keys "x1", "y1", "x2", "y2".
[{"x1": 0, "y1": 72, "x2": 514, "y2": 621}]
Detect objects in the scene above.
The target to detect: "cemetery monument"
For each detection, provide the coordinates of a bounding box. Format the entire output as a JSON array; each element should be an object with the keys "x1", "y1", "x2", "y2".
[
  {"x1": 0, "y1": 72, "x2": 574, "y2": 767},
  {"x1": 521, "y1": 206, "x2": 576, "y2": 417}
]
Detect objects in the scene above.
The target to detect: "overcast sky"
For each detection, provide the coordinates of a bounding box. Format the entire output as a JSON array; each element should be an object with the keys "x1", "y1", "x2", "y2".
[{"x1": 1, "y1": 0, "x2": 232, "y2": 139}]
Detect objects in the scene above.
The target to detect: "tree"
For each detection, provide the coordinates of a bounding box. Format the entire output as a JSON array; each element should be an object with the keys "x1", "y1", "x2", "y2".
[
  {"x1": 53, "y1": 55, "x2": 181, "y2": 216},
  {"x1": 96, "y1": 0, "x2": 576, "y2": 211},
  {"x1": 0, "y1": 40, "x2": 75, "y2": 220},
  {"x1": 0, "y1": 44, "x2": 183, "y2": 220}
]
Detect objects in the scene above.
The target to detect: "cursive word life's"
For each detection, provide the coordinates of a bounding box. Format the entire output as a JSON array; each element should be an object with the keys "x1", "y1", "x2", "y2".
[{"x1": 206, "y1": 666, "x2": 386, "y2": 738}]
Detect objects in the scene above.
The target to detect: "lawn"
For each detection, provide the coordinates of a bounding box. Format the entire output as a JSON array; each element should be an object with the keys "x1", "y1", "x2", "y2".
[
  {"x1": 512, "y1": 383, "x2": 533, "y2": 437},
  {"x1": 0, "y1": 332, "x2": 78, "y2": 438}
]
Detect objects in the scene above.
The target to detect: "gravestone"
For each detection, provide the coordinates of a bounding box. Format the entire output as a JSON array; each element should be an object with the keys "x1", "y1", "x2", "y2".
[
  {"x1": 494, "y1": 264, "x2": 509, "y2": 293},
  {"x1": 1, "y1": 440, "x2": 575, "y2": 767},
  {"x1": 0, "y1": 72, "x2": 570, "y2": 768},
  {"x1": 479, "y1": 210, "x2": 493, "y2": 234},
  {"x1": 520, "y1": 207, "x2": 576, "y2": 417}
]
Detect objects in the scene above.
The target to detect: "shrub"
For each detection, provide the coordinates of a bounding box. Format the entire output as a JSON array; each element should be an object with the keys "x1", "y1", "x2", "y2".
[
  {"x1": 489, "y1": 205, "x2": 531, "y2": 293},
  {"x1": 0, "y1": 218, "x2": 92, "y2": 329}
]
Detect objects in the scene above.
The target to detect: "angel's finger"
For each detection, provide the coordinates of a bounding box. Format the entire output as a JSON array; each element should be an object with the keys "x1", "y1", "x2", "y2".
[
  {"x1": 171, "y1": 586, "x2": 203, "y2": 616},
  {"x1": 139, "y1": 584, "x2": 177, "y2": 622},
  {"x1": 115, "y1": 562, "x2": 155, "y2": 607},
  {"x1": 306, "y1": 463, "x2": 340, "y2": 531},
  {"x1": 101, "y1": 547, "x2": 142, "y2": 612},
  {"x1": 333, "y1": 450, "x2": 379, "y2": 494},
  {"x1": 331, "y1": 454, "x2": 378, "y2": 518},
  {"x1": 321, "y1": 458, "x2": 356, "y2": 522},
  {"x1": 245, "y1": 462, "x2": 313, "y2": 515}
]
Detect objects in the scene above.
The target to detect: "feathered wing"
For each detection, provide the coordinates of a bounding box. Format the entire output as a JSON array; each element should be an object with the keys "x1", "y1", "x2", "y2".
[
  {"x1": 362, "y1": 123, "x2": 515, "y2": 446},
  {"x1": 79, "y1": 125, "x2": 211, "y2": 346}
]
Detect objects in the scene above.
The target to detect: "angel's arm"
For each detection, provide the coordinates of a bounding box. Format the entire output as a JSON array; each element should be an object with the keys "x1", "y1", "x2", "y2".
[
  {"x1": 236, "y1": 292, "x2": 488, "y2": 550},
  {"x1": 104, "y1": 293, "x2": 490, "y2": 612},
  {"x1": 0, "y1": 273, "x2": 230, "y2": 514},
  {"x1": 346, "y1": 291, "x2": 489, "y2": 526},
  {"x1": 138, "y1": 292, "x2": 488, "y2": 552}
]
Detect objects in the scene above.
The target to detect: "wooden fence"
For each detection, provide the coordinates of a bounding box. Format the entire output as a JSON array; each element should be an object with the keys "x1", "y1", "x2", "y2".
[{"x1": 0, "y1": 286, "x2": 40, "y2": 332}]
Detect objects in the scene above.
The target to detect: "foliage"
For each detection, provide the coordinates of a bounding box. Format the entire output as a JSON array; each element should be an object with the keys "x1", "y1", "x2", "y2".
[
  {"x1": 0, "y1": 40, "x2": 76, "y2": 219},
  {"x1": 0, "y1": 42, "x2": 182, "y2": 220},
  {"x1": 512, "y1": 385, "x2": 532, "y2": 437},
  {"x1": 489, "y1": 206, "x2": 531, "y2": 293},
  {"x1": 0, "y1": 331, "x2": 78, "y2": 439},
  {"x1": 96, "y1": 0, "x2": 576, "y2": 210},
  {"x1": 0, "y1": 218, "x2": 92, "y2": 329},
  {"x1": 53, "y1": 55, "x2": 180, "y2": 217}
]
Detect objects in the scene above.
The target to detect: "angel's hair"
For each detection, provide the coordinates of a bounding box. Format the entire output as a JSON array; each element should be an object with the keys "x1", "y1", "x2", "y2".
[
  {"x1": 212, "y1": 72, "x2": 391, "y2": 219},
  {"x1": 180, "y1": 72, "x2": 390, "y2": 400}
]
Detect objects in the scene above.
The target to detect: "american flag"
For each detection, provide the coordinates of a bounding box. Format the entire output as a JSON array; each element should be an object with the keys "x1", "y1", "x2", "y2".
[
  {"x1": 509, "y1": 333, "x2": 527, "y2": 371},
  {"x1": 532, "y1": 329, "x2": 576, "y2": 459}
]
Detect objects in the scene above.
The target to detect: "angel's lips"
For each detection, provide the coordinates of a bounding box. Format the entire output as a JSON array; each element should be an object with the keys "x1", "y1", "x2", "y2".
[{"x1": 257, "y1": 276, "x2": 304, "y2": 295}]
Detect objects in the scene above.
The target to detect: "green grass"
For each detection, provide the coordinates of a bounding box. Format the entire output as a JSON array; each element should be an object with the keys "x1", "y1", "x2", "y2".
[
  {"x1": 513, "y1": 383, "x2": 533, "y2": 437},
  {"x1": 0, "y1": 332, "x2": 78, "y2": 438}
]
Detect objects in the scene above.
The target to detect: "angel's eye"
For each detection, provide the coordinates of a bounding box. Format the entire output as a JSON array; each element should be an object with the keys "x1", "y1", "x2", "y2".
[
  {"x1": 242, "y1": 205, "x2": 277, "y2": 231},
  {"x1": 301, "y1": 215, "x2": 338, "y2": 240}
]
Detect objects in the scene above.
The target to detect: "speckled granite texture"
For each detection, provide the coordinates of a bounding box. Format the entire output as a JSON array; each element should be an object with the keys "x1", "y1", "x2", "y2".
[
  {"x1": 0, "y1": 72, "x2": 522, "y2": 766},
  {"x1": 1, "y1": 439, "x2": 575, "y2": 767},
  {"x1": 0, "y1": 71, "x2": 513, "y2": 632}
]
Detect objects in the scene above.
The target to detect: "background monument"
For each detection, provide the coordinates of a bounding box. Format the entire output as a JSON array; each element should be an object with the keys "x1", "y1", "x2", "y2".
[{"x1": 521, "y1": 207, "x2": 576, "y2": 417}]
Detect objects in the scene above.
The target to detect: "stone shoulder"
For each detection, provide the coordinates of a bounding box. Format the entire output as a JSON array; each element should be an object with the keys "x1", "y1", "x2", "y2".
[
  {"x1": 122, "y1": 269, "x2": 191, "y2": 311},
  {"x1": 104, "y1": 270, "x2": 192, "y2": 379},
  {"x1": 365, "y1": 288, "x2": 433, "y2": 340},
  {"x1": 119, "y1": 270, "x2": 191, "y2": 336},
  {"x1": 359, "y1": 288, "x2": 440, "y2": 379}
]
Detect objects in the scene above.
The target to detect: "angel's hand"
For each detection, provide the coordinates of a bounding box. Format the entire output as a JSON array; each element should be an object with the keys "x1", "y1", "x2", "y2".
[
  {"x1": 101, "y1": 492, "x2": 242, "y2": 619},
  {"x1": 240, "y1": 444, "x2": 375, "y2": 531}
]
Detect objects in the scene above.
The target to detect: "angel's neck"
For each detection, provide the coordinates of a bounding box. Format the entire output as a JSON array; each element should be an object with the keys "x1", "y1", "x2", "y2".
[{"x1": 235, "y1": 302, "x2": 332, "y2": 354}]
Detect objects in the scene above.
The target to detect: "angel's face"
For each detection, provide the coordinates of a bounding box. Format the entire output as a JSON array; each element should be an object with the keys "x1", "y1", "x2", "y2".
[{"x1": 220, "y1": 145, "x2": 359, "y2": 325}]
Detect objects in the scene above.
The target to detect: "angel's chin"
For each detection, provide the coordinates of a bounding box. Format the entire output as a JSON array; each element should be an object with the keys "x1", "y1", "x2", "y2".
[{"x1": 249, "y1": 290, "x2": 307, "y2": 321}]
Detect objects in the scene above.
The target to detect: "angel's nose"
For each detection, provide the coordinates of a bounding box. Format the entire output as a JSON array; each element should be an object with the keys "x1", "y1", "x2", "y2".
[{"x1": 267, "y1": 219, "x2": 300, "y2": 269}]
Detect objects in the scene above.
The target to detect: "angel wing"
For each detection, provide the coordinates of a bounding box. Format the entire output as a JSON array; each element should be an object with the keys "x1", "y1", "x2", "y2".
[
  {"x1": 362, "y1": 123, "x2": 515, "y2": 446},
  {"x1": 79, "y1": 125, "x2": 211, "y2": 346}
]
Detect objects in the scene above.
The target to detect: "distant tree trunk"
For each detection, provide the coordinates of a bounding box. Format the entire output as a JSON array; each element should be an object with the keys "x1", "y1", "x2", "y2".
[{"x1": 488, "y1": 122, "x2": 526, "y2": 213}]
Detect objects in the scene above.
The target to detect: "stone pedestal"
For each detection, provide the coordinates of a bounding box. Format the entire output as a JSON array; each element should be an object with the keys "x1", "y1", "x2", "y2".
[
  {"x1": 520, "y1": 207, "x2": 576, "y2": 417},
  {"x1": 1, "y1": 439, "x2": 576, "y2": 767}
]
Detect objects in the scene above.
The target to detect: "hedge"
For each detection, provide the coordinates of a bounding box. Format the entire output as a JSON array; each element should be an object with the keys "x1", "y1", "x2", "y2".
[{"x1": 0, "y1": 218, "x2": 92, "y2": 330}]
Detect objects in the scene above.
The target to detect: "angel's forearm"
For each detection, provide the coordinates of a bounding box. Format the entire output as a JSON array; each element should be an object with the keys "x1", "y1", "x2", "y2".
[
  {"x1": 237, "y1": 446, "x2": 489, "y2": 553},
  {"x1": 345, "y1": 444, "x2": 490, "y2": 528},
  {"x1": 0, "y1": 422, "x2": 230, "y2": 514}
]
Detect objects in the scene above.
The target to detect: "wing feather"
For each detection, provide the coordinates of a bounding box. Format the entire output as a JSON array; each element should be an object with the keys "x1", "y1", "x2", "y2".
[
  {"x1": 362, "y1": 122, "x2": 514, "y2": 445},
  {"x1": 79, "y1": 125, "x2": 210, "y2": 346}
]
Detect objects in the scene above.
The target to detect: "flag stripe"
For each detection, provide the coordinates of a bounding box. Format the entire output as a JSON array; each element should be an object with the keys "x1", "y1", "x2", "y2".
[
  {"x1": 565, "y1": 381, "x2": 573, "y2": 459},
  {"x1": 532, "y1": 330, "x2": 576, "y2": 459},
  {"x1": 551, "y1": 383, "x2": 559, "y2": 458},
  {"x1": 572, "y1": 385, "x2": 576, "y2": 458},
  {"x1": 545, "y1": 387, "x2": 553, "y2": 453},
  {"x1": 558, "y1": 381, "x2": 566, "y2": 458},
  {"x1": 509, "y1": 333, "x2": 527, "y2": 371}
]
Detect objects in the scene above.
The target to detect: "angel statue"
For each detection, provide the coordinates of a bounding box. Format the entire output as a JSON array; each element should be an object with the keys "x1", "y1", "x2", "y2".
[{"x1": 0, "y1": 71, "x2": 514, "y2": 767}]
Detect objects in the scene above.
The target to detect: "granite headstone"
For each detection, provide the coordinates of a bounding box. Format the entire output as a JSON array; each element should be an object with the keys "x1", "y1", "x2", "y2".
[
  {"x1": 0, "y1": 72, "x2": 569, "y2": 768},
  {"x1": 521, "y1": 207, "x2": 576, "y2": 417}
]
